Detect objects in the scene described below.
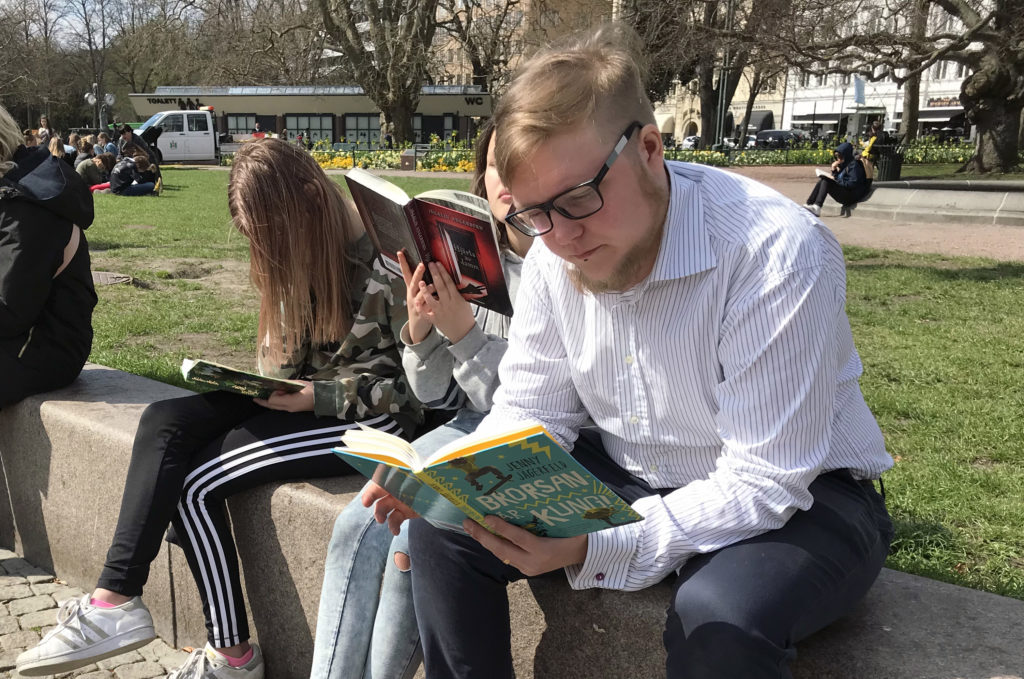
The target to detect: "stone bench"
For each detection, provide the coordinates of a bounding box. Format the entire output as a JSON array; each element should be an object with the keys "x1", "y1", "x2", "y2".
[
  {"x1": 1, "y1": 364, "x2": 1022, "y2": 678},
  {"x1": 823, "y1": 180, "x2": 1024, "y2": 226}
]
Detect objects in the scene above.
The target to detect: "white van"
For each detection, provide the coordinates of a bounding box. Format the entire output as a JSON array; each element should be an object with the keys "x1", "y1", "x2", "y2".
[{"x1": 137, "y1": 108, "x2": 219, "y2": 163}]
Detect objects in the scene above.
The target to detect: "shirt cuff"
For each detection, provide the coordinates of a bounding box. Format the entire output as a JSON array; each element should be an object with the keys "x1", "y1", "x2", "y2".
[
  {"x1": 312, "y1": 380, "x2": 338, "y2": 418},
  {"x1": 446, "y1": 325, "x2": 488, "y2": 363},
  {"x1": 401, "y1": 323, "x2": 443, "y2": 358},
  {"x1": 563, "y1": 519, "x2": 642, "y2": 591}
]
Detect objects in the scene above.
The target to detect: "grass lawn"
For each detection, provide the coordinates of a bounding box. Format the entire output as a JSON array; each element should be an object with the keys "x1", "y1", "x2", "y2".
[
  {"x1": 899, "y1": 163, "x2": 1024, "y2": 180},
  {"x1": 89, "y1": 168, "x2": 1024, "y2": 600}
]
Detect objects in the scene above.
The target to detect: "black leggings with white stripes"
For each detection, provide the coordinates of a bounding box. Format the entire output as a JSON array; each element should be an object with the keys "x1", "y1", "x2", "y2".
[{"x1": 96, "y1": 390, "x2": 404, "y2": 648}]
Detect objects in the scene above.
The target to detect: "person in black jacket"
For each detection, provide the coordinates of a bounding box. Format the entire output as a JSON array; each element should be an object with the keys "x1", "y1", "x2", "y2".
[
  {"x1": 116, "y1": 124, "x2": 157, "y2": 165},
  {"x1": 109, "y1": 155, "x2": 156, "y2": 196},
  {"x1": 0, "y1": 104, "x2": 97, "y2": 407},
  {"x1": 803, "y1": 141, "x2": 869, "y2": 217}
]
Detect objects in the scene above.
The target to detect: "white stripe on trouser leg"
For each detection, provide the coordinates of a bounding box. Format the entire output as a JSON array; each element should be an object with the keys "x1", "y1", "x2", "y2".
[
  {"x1": 176, "y1": 415, "x2": 400, "y2": 646},
  {"x1": 180, "y1": 415, "x2": 404, "y2": 646},
  {"x1": 180, "y1": 416, "x2": 403, "y2": 646}
]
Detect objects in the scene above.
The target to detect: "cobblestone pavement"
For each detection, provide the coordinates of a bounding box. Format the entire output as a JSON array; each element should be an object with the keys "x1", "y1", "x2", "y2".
[{"x1": 0, "y1": 550, "x2": 189, "y2": 679}]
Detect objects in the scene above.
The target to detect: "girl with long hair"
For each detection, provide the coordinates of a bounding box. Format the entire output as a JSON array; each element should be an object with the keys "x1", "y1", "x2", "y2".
[
  {"x1": 310, "y1": 119, "x2": 532, "y2": 679},
  {"x1": 18, "y1": 138, "x2": 422, "y2": 679}
]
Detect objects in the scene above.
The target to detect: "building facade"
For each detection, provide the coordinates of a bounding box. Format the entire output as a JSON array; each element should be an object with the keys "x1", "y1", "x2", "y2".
[{"x1": 129, "y1": 85, "x2": 492, "y2": 144}]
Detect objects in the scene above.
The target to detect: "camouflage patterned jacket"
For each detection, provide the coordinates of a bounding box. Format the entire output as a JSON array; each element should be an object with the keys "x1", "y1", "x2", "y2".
[{"x1": 259, "y1": 243, "x2": 423, "y2": 437}]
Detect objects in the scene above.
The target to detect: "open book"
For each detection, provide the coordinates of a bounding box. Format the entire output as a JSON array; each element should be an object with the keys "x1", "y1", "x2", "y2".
[
  {"x1": 345, "y1": 167, "x2": 512, "y2": 316},
  {"x1": 181, "y1": 358, "x2": 305, "y2": 399},
  {"x1": 815, "y1": 168, "x2": 835, "y2": 180},
  {"x1": 335, "y1": 423, "x2": 643, "y2": 537}
]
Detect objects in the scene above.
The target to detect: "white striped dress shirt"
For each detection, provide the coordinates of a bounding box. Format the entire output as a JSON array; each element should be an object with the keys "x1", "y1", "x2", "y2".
[{"x1": 479, "y1": 161, "x2": 893, "y2": 592}]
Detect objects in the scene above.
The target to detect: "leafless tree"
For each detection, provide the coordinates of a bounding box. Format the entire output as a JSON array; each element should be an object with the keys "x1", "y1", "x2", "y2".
[
  {"x1": 317, "y1": 0, "x2": 440, "y2": 144},
  {"x1": 780, "y1": 0, "x2": 1023, "y2": 172},
  {"x1": 435, "y1": 0, "x2": 524, "y2": 94}
]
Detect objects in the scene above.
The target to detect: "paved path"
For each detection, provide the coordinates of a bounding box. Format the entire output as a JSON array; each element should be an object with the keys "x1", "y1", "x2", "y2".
[
  {"x1": 726, "y1": 166, "x2": 1024, "y2": 262},
  {"x1": 0, "y1": 550, "x2": 189, "y2": 679}
]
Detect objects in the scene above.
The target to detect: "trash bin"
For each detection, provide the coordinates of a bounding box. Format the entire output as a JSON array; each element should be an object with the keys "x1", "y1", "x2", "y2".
[
  {"x1": 400, "y1": 148, "x2": 416, "y2": 171},
  {"x1": 873, "y1": 144, "x2": 904, "y2": 181}
]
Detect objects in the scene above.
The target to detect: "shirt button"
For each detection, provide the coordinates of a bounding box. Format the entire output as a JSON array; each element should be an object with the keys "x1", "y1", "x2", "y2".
[
  {"x1": 595, "y1": 572, "x2": 605, "y2": 581},
  {"x1": 629, "y1": 415, "x2": 639, "y2": 424},
  {"x1": 650, "y1": 464, "x2": 659, "y2": 473},
  {"x1": 625, "y1": 355, "x2": 634, "y2": 365}
]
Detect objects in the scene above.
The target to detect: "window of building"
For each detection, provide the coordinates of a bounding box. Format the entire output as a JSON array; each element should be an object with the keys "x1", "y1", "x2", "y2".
[
  {"x1": 162, "y1": 113, "x2": 184, "y2": 132},
  {"x1": 414, "y1": 115, "x2": 422, "y2": 143},
  {"x1": 227, "y1": 115, "x2": 255, "y2": 135},
  {"x1": 187, "y1": 113, "x2": 209, "y2": 132},
  {"x1": 286, "y1": 114, "x2": 333, "y2": 142},
  {"x1": 344, "y1": 114, "x2": 381, "y2": 145}
]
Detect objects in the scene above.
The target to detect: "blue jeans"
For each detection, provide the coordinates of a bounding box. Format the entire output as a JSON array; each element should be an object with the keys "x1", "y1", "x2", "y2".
[
  {"x1": 117, "y1": 182, "x2": 155, "y2": 196},
  {"x1": 310, "y1": 410, "x2": 485, "y2": 679}
]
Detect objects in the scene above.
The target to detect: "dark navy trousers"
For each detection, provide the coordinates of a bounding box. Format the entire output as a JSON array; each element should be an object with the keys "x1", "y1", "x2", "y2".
[{"x1": 408, "y1": 432, "x2": 893, "y2": 678}]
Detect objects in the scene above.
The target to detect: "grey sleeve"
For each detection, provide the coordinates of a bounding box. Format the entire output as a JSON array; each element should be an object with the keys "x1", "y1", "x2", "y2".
[
  {"x1": 447, "y1": 324, "x2": 508, "y2": 412},
  {"x1": 401, "y1": 324, "x2": 466, "y2": 410},
  {"x1": 401, "y1": 322, "x2": 509, "y2": 412}
]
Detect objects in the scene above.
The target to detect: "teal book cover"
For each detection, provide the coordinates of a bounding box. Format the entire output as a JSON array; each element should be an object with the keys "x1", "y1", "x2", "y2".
[{"x1": 335, "y1": 424, "x2": 643, "y2": 538}]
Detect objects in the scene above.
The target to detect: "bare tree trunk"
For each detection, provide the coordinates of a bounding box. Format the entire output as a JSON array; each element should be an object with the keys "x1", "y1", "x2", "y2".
[
  {"x1": 901, "y1": 74, "x2": 920, "y2": 144},
  {"x1": 962, "y1": 54, "x2": 1024, "y2": 173},
  {"x1": 738, "y1": 70, "x2": 763, "y2": 143}
]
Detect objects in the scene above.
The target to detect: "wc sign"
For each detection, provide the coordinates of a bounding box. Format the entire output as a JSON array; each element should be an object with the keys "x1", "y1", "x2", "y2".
[{"x1": 464, "y1": 96, "x2": 484, "y2": 106}]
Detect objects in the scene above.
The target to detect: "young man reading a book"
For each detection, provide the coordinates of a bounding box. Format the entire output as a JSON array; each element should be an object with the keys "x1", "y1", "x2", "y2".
[{"x1": 367, "y1": 23, "x2": 894, "y2": 679}]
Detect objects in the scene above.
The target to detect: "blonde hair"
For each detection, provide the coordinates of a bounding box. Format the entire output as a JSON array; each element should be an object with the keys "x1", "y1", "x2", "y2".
[
  {"x1": 0, "y1": 105, "x2": 22, "y2": 178},
  {"x1": 493, "y1": 22, "x2": 655, "y2": 182},
  {"x1": 228, "y1": 138, "x2": 362, "y2": 366},
  {"x1": 48, "y1": 136, "x2": 64, "y2": 158}
]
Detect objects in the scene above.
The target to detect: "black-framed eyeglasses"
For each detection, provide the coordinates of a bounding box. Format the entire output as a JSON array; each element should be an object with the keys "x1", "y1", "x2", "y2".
[{"x1": 504, "y1": 121, "x2": 642, "y2": 237}]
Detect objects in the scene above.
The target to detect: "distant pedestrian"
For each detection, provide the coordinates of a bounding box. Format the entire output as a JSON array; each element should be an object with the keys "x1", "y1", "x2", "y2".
[{"x1": 36, "y1": 115, "x2": 52, "y2": 146}]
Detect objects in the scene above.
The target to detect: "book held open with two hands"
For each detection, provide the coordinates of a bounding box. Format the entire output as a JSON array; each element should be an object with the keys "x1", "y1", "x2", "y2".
[
  {"x1": 344, "y1": 167, "x2": 513, "y2": 316},
  {"x1": 334, "y1": 423, "x2": 643, "y2": 537},
  {"x1": 181, "y1": 358, "x2": 305, "y2": 399}
]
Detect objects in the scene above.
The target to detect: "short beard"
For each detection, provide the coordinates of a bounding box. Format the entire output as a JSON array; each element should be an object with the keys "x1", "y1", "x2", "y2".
[{"x1": 567, "y1": 168, "x2": 668, "y2": 294}]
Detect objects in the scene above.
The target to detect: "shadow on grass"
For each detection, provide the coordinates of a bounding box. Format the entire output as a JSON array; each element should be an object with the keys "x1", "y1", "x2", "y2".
[{"x1": 847, "y1": 259, "x2": 1024, "y2": 281}]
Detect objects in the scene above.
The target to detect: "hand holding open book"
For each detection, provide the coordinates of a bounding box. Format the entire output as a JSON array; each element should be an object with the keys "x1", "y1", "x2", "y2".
[
  {"x1": 345, "y1": 168, "x2": 513, "y2": 315},
  {"x1": 335, "y1": 423, "x2": 643, "y2": 537},
  {"x1": 815, "y1": 168, "x2": 836, "y2": 180}
]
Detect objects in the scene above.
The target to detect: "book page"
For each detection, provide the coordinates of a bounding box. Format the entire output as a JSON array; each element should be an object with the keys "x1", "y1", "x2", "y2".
[
  {"x1": 424, "y1": 423, "x2": 546, "y2": 468},
  {"x1": 815, "y1": 168, "x2": 835, "y2": 180},
  {"x1": 345, "y1": 168, "x2": 425, "y2": 275},
  {"x1": 418, "y1": 189, "x2": 492, "y2": 222},
  {"x1": 339, "y1": 425, "x2": 420, "y2": 468}
]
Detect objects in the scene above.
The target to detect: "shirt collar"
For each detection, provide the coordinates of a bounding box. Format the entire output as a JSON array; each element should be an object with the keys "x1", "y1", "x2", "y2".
[{"x1": 649, "y1": 161, "x2": 716, "y2": 282}]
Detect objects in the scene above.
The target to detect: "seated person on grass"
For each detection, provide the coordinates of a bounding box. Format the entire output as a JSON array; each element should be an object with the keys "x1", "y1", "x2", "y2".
[
  {"x1": 109, "y1": 155, "x2": 155, "y2": 196},
  {"x1": 76, "y1": 152, "x2": 115, "y2": 191},
  {"x1": 0, "y1": 104, "x2": 96, "y2": 408},
  {"x1": 366, "y1": 23, "x2": 894, "y2": 679}
]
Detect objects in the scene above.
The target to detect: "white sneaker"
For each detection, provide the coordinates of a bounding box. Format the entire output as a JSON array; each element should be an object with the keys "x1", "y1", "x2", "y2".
[
  {"x1": 16, "y1": 595, "x2": 157, "y2": 676},
  {"x1": 804, "y1": 203, "x2": 821, "y2": 217},
  {"x1": 168, "y1": 643, "x2": 264, "y2": 679}
]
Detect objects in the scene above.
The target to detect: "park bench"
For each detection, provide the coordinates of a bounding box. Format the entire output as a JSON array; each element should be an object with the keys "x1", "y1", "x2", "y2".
[{"x1": 1, "y1": 364, "x2": 1022, "y2": 678}]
